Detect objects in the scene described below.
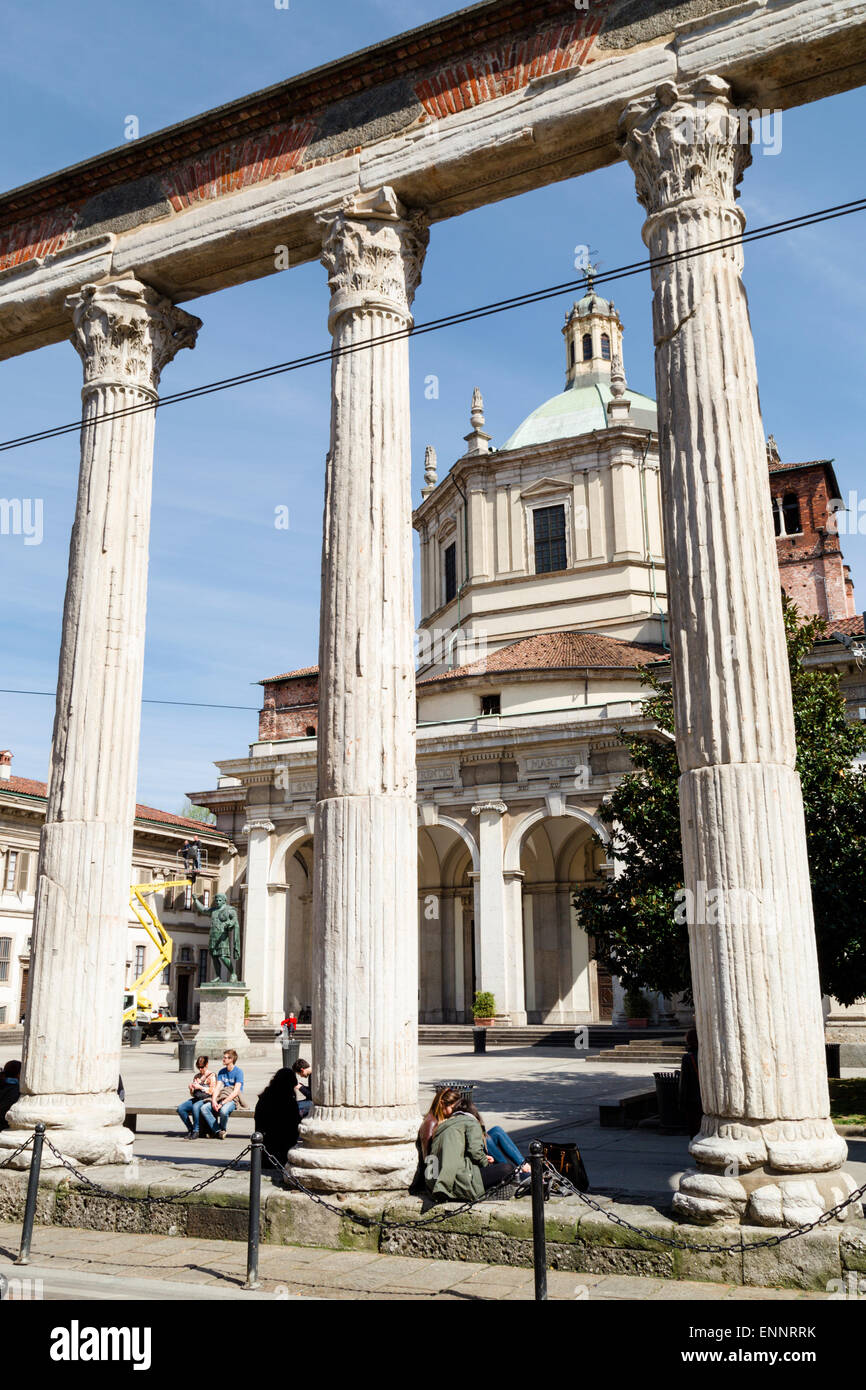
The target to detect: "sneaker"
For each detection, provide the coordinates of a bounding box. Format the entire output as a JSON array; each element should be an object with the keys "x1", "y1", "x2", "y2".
[
  {"x1": 217, "y1": 1131, "x2": 226, "y2": 1140},
  {"x1": 184, "y1": 1132, "x2": 197, "y2": 1141}
]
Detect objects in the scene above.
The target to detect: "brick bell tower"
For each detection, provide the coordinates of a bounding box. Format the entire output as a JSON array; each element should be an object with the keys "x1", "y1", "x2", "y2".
[{"x1": 767, "y1": 434, "x2": 856, "y2": 621}]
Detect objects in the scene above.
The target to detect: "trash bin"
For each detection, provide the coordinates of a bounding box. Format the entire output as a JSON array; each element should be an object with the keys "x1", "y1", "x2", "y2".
[
  {"x1": 128, "y1": 1025, "x2": 143, "y2": 1049},
  {"x1": 825, "y1": 1042, "x2": 841, "y2": 1079},
  {"x1": 282, "y1": 1039, "x2": 301, "y2": 1071},
  {"x1": 178, "y1": 1040, "x2": 196, "y2": 1072},
  {"x1": 473, "y1": 1027, "x2": 487, "y2": 1055},
  {"x1": 654, "y1": 1070, "x2": 681, "y2": 1128}
]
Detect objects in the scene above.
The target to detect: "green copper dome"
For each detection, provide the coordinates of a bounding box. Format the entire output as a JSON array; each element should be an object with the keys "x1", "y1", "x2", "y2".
[{"x1": 502, "y1": 380, "x2": 657, "y2": 452}]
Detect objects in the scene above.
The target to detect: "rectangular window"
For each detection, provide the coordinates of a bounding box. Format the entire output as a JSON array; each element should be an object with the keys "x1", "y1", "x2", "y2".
[
  {"x1": 443, "y1": 543, "x2": 457, "y2": 604},
  {"x1": 15, "y1": 852, "x2": 31, "y2": 894},
  {"x1": 0, "y1": 937, "x2": 10, "y2": 983},
  {"x1": 198, "y1": 948, "x2": 208, "y2": 985},
  {"x1": 0, "y1": 1006, "x2": 6, "y2": 1024},
  {"x1": 134, "y1": 945, "x2": 146, "y2": 978},
  {"x1": 161, "y1": 964, "x2": 170, "y2": 985},
  {"x1": 184, "y1": 884, "x2": 193, "y2": 911},
  {"x1": 533, "y1": 504, "x2": 567, "y2": 574},
  {"x1": 203, "y1": 888, "x2": 211, "y2": 909},
  {"x1": 4, "y1": 852, "x2": 17, "y2": 892},
  {"x1": 180, "y1": 946, "x2": 192, "y2": 963},
  {"x1": 480, "y1": 694, "x2": 501, "y2": 717}
]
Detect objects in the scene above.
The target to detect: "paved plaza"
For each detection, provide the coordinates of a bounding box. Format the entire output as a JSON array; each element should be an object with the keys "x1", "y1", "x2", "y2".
[{"x1": 2, "y1": 1039, "x2": 863, "y2": 1203}]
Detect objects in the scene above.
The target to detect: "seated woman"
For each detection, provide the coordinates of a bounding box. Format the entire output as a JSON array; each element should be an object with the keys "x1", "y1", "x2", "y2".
[
  {"x1": 290, "y1": 1059, "x2": 313, "y2": 1119},
  {"x1": 457, "y1": 1096, "x2": 530, "y2": 1174},
  {"x1": 176, "y1": 1055, "x2": 215, "y2": 1140},
  {"x1": 425, "y1": 1088, "x2": 517, "y2": 1203},
  {"x1": 254, "y1": 1068, "x2": 301, "y2": 1169}
]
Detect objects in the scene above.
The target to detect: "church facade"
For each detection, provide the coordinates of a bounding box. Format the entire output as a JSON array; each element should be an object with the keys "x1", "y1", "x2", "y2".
[{"x1": 192, "y1": 294, "x2": 865, "y2": 1030}]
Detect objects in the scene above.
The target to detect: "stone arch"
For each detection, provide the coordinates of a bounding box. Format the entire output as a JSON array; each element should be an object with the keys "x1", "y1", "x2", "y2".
[
  {"x1": 269, "y1": 824, "x2": 314, "y2": 884},
  {"x1": 504, "y1": 804, "x2": 608, "y2": 873}
]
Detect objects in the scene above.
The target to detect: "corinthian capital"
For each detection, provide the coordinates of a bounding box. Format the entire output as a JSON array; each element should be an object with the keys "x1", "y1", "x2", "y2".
[
  {"x1": 618, "y1": 75, "x2": 751, "y2": 219},
  {"x1": 67, "y1": 278, "x2": 201, "y2": 397},
  {"x1": 318, "y1": 186, "x2": 429, "y2": 328}
]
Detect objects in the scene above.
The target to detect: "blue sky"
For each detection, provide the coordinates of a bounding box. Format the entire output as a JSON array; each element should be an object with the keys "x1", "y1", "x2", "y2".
[{"x1": 1, "y1": 0, "x2": 864, "y2": 811}]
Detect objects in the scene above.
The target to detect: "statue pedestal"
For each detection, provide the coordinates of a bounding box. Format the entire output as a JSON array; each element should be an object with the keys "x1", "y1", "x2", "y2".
[{"x1": 193, "y1": 983, "x2": 253, "y2": 1059}]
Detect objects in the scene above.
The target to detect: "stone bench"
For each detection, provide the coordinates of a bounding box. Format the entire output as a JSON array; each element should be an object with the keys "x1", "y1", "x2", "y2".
[
  {"x1": 598, "y1": 1090, "x2": 658, "y2": 1129},
  {"x1": 124, "y1": 1106, "x2": 255, "y2": 1135}
]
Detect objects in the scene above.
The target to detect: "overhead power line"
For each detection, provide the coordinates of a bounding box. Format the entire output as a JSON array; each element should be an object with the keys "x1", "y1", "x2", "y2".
[
  {"x1": 0, "y1": 195, "x2": 864, "y2": 456},
  {"x1": 0, "y1": 688, "x2": 260, "y2": 712}
]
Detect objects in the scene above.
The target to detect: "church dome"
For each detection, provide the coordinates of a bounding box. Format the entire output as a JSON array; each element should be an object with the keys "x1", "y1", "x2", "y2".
[
  {"x1": 502, "y1": 381, "x2": 657, "y2": 451},
  {"x1": 501, "y1": 283, "x2": 657, "y2": 451}
]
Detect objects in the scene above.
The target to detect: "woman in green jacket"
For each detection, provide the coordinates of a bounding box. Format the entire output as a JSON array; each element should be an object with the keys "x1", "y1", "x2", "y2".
[{"x1": 425, "y1": 1088, "x2": 516, "y2": 1202}]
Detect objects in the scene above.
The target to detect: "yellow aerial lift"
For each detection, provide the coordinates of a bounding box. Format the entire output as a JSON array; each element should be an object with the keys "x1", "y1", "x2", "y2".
[{"x1": 122, "y1": 879, "x2": 192, "y2": 1042}]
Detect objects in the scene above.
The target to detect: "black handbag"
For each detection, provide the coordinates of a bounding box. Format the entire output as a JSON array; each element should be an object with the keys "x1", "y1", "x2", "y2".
[{"x1": 542, "y1": 1141, "x2": 589, "y2": 1194}]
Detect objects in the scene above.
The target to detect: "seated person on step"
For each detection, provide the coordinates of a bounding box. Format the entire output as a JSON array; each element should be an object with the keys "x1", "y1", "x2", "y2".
[
  {"x1": 177, "y1": 1055, "x2": 216, "y2": 1139},
  {"x1": 201, "y1": 1049, "x2": 245, "y2": 1138}
]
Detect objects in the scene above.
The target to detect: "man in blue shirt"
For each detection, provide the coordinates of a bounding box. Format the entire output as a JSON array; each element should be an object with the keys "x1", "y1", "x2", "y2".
[{"x1": 201, "y1": 1049, "x2": 244, "y2": 1138}]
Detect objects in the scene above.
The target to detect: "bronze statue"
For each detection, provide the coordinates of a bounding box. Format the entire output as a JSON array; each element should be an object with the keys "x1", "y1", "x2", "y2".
[{"x1": 193, "y1": 892, "x2": 242, "y2": 983}]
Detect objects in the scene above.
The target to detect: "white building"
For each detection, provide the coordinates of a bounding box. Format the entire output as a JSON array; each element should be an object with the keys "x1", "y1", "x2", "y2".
[
  {"x1": 0, "y1": 752, "x2": 235, "y2": 1031},
  {"x1": 193, "y1": 290, "x2": 866, "y2": 1034}
]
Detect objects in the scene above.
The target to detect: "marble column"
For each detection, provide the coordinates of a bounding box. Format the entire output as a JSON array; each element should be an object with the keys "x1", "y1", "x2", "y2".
[
  {"x1": 242, "y1": 819, "x2": 276, "y2": 1022},
  {"x1": 286, "y1": 187, "x2": 429, "y2": 1191},
  {"x1": 0, "y1": 278, "x2": 199, "y2": 1167},
  {"x1": 620, "y1": 77, "x2": 856, "y2": 1225},
  {"x1": 471, "y1": 802, "x2": 526, "y2": 1025}
]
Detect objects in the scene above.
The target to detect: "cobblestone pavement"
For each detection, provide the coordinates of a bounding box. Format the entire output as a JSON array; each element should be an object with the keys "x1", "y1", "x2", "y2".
[{"x1": 0, "y1": 1224, "x2": 830, "y2": 1301}]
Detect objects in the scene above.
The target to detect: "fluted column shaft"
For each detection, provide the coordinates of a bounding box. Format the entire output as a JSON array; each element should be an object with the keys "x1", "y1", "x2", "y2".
[
  {"x1": 287, "y1": 189, "x2": 429, "y2": 1191},
  {"x1": 620, "y1": 78, "x2": 851, "y2": 1225},
  {"x1": 0, "y1": 279, "x2": 199, "y2": 1167}
]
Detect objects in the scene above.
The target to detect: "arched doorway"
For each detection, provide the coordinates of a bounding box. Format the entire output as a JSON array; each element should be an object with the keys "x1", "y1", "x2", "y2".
[
  {"x1": 506, "y1": 808, "x2": 610, "y2": 1024},
  {"x1": 417, "y1": 819, "x2": 478, "y2": 1023}
]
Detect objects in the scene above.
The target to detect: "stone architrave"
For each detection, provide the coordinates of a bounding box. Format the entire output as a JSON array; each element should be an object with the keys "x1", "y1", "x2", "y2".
[
  {"x1": 619, "y1": 77, "x2": 857, "y2": 1226},
  {"x1": 0, "y1": 278, "x2": 200, "y2": 1168},
  {"x1": 285, "y1": 187, "x2": 429, "y2": 1192}
]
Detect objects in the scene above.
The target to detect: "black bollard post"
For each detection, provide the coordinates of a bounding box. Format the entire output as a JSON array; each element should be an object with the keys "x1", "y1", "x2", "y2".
[
  {"x1": 244, "y1": 1131, "x2": 263, "y2": 1291},
  {"x1": 472, "y1": 1027, "x2": 487, "y2": 1055},
  {"x1": 15, "y1": 1123, "x2": 45, "y2": 1267},
  {"x1": 529, "y1": 1140, "x2": 548, "y2": 1302}
]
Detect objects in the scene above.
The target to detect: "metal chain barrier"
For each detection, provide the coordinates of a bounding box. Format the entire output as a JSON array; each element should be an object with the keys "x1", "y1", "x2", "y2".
[
  {"x1": 541, "y1": 1158, "x2": 866, "y2": 1254},
  {"x1": 41, "y1": 1135, "x2": 254, "y2": 1204},
  {"x1": 264, "y1": 1142, "x2": 520, "y2": 1230},
  {"x1": 0, "y1": 1134, "x2": 35, "y2": 1170}
]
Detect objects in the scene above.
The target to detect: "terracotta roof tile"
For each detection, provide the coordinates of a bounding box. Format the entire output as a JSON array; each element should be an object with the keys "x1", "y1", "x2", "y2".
[
  {"x1": 418, "y1": 630, "x2": 667, "y2": 684},
  {"x1": 822, "y1": 615, "x2": 865, "y2": 639},
  {"x1": 260, "y1": 666, "x2": 319, "y2": 684},
  {"x1": 1, "y1": 776, "x2": 227, "y2": 835}
]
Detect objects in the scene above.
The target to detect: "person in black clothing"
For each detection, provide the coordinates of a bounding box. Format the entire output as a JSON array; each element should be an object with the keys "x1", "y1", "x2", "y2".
[
  {"x1": 254, "y1": 1068, "x2": 301, "y2": 1169},
  {"x1": 679, "y1": 1027, "x2": 703, "y2": 1137},
  {"x1": 0, "y1": 1060, "x2": 20, "y2": 1131}
]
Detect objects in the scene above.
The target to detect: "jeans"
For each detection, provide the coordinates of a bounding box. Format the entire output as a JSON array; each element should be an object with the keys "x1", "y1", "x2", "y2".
[
  {"x1": 298, "y1": 1100, "x2": 312, "y2": 1119},
  {"x1": 177, "y1": 1098, "x2": 207, "y2": 1134},
  {"x1": 485, "y1": 1126, "x2": 524, "y2": 1166},
  {"x1": 201, "y1": 1100, "x2": 237, "y2": 1135}
]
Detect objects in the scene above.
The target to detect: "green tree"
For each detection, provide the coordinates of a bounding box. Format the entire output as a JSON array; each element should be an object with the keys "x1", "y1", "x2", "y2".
[
  {"x1": 575, "y1": 599, "x2": 866, "y2": 1005},
  {"x1": 179, "y1": 799, "x2": 216, "y2": 826}
]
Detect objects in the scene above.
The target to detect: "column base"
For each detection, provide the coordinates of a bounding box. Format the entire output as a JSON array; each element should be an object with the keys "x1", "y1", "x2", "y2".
[
  {"x1": 674, "y1": 1166, "x2": 862, "y2": 1228},
  {"x1": 286, "y1": 1109, "x2": 419, "y2": 1192},
  {"x1": 689, "y1": 1113, "x2": 847, "y2": 1174},
  {"x1": 0, "y1": 1124, "x2": 134, "y2": 1169}
]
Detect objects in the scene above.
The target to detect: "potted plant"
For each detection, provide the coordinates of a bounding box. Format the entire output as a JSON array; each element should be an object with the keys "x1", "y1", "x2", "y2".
[
  {"x1": 473, "y1": 991, "x2": 496, "y2": 1026},
  {"x1": 625, "y1": 986, "x2": 649, "y2": 1028}
]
